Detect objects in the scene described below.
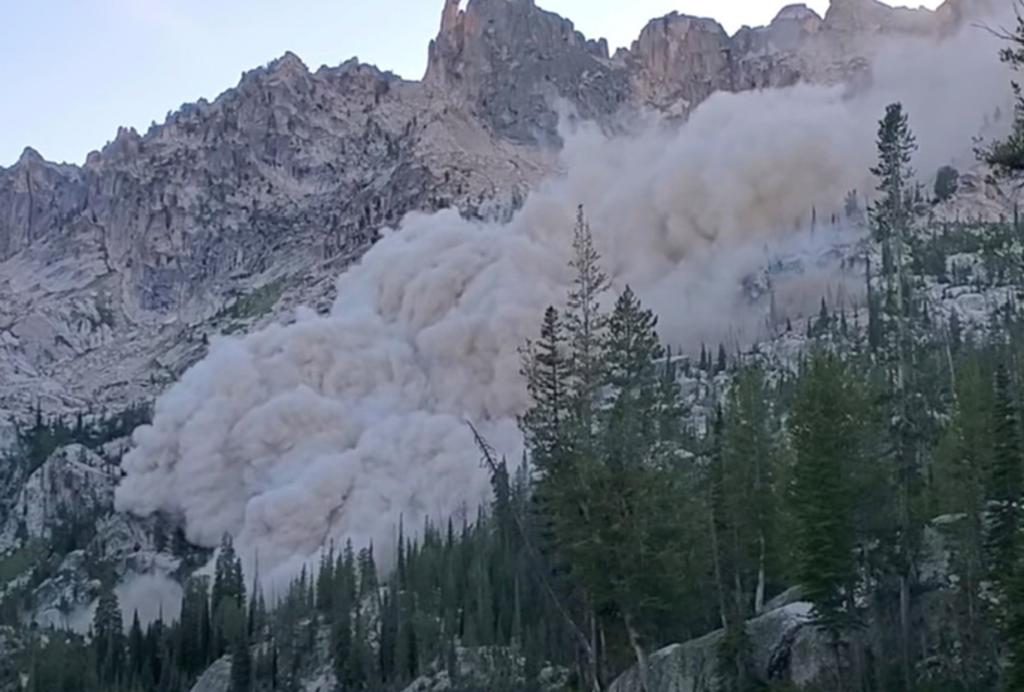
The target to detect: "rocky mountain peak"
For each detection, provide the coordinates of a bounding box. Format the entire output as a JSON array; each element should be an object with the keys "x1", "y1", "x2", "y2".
[
  {"x1": 773, "y1": 4, "x2": 823, "y2": 24},
  {"x1": 626, "y1": 13, "x2": 732, "y2": 113},
  {"x1": 822, "y1": 0, "x2": 939, "y2": 34},
  {"x1": 268, "y1": 50, "x2": 308, "y2": 75},
  {"x1": 424, "y1": 0, "x2": 621, "y2": 141},
  {"x1": 15, "y1": 147, "x2": 45, "y2": 168},
  {"x1": 100, "y1": 125, "x2": 143, "y2": 162}
]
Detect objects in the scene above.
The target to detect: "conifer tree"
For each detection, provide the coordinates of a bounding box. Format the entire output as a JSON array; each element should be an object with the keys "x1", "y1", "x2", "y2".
[
  {"x1": 583, "y1": 286, "x2": 691, "y2": 691},
  {"x1": 93, "y1": 583, "x2": 125, "y2": 687},
  {"x1": 1004, "y1": 554, "x2": 1024, "y2": 691},
  {"x1": 519, "y1": 307, "x2": 569, "y2": 473},
  {"x1": 933, "y1": 354, "x2": 997, "y2": 685},
  {"x1": 790, "y1": 353, "x2": 861, "y2": 686},
  {"x1": 229, "y1": 624, "x2": 252, "y2": 692},
  {"x1": 602, "y1": 286, "x2": 664, "y2": 470},
  {"x1": 721, "y1": 367, "x2": 781, "y2": 617},
  {"x1": 987, "y1": 362, "x2": 1023, "y2": 585},
  {"x1": 213, "y1": 533, "x2": 246, "y2": 657},
  {"x1": 564, "y1": 205, "x2": 611, "y2": 441},
  {"x1": 178, "y1": 576, "x2": 212, "y2": 676},
  {"x1": 872, "y1": 102, "x2": 922, "y2": 690},
  {"x1": 520, "y1": 209, "x2": 611, "y2": 691}
]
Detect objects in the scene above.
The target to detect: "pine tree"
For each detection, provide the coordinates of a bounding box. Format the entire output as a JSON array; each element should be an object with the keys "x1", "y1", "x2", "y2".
[
  {"x1": 872, "y1": 102, "x2": 922, "y2": 691},
  {"x1": 127, "y1": 609, "x2": 144, "y2": 679},
  {"x1": 602, "y1": 286, "x2": 664, "y2": 470},
  {"x1": 358, "y1": 546, "x2": 378, "y2": 600},
  {"x1": 178, "y1": 576, "x2": 212, "y2": 676},
  {"x1": 229, "y1": 624, "x2": 252, "y2": 692},
  {"x1": 987, "y1": 362, "x2": 1023, "y2": 586},
  {"x1": 586, "y1": 286, "x2": 691, "y2": 691},
  {"x1": 790, "y1": 353, "x2": 861, "y2": 686},
  {"x1": 519, "y1": 307, "x2": 569, "y2": 473},
  {"x1": 317, "y1": 543, "x2": 336, "y2": 612},
  {"x1": 933, "y1": 354, "x2": 997, "y2": 686},
  {"x1": 520, "y1": 209, "x2": 611, "y2": 691},
  {"x1": 93, "y1": 583, "x2": 124, "y2": 687},
  {"x1": 213, "y1": 533, "x2": 246, "y2": 658},
  {"x1": 1004, "y1": 554, "x2": 1024, "y2": 691},
  {"x1": 564, "y1": 205, "x2": 611, "y2": 442},
  {"x1": 721, "y1": 367, "x2": 781, "y2": 617}
]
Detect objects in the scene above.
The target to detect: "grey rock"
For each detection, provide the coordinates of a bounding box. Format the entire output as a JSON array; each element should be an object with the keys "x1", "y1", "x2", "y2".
[
  {"x1": 189, "y1": 656, "x2": 232, "y2": 692},
  {"x1": 0, "y1": 443, "x2": 116, "y2": 544},
  {"x1": 608, "y1": 601, "x2": 832, "y2": 692}
]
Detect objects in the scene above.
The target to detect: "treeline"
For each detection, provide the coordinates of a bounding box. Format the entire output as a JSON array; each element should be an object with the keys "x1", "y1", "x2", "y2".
[
  {"x1": 12, "y1": 402, "x2": 152, "y2": 474},
  {"x1": 20, "y1": 476, "x2": 574, "y2": 692}
]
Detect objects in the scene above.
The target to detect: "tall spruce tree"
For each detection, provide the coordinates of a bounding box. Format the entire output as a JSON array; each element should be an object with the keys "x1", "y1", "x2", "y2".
[
  {"x1": 872, "y1": 101, "x2": 923, "y2": 691},
  {"x1": 519, "y1": 307, "x2": 570, "y2": 475},
  {"x1": 1004, "y1": 553, "x2": 1024, "y2": 692},
  {"x1": 564, "y1": 205, "x2": 611, "y2": 445},
  {"x1": 520, "y1": 208, "x2": 611, "y2": 691},
  {"x1": 933, "y1": 354, "x2": 998, "y2": 686},
  {"x1": 721, "y1": 367, "x2": 781, "y2": 619},
  {"x1": 582, "y1": 286, "x2": 691, "y2": 691},
  {"x1": 93, "y1": 583, "x2": 125, "y2": 687},
  {"x1": 790, "y1": 353, "x2": 861, "y2": 688},
  {"x1": 987, "y1": 362, "x2": 1023, "y2": 586}
]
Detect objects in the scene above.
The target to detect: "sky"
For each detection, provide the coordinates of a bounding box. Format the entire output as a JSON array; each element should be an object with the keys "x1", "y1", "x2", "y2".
[{"x1": 1, "y1": 0, "x2": 944, "y2": 167}]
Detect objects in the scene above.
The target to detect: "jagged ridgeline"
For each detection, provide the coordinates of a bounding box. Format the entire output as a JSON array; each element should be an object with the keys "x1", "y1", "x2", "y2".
[{"x1": 2, "y1": 0, "x2": 1024, "y2": 691}]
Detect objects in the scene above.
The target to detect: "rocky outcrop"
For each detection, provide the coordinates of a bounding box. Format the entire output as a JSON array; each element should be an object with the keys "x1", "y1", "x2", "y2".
[
  {"x1": 425, "y1": 0, "x2": 626, "y2": 143},
  {"x1": 0, "y1": 52, "x2": 546, "y2": 415},
  {"x1": 625, "y1": 14, "x2": 733, "y2": 116},
  {"x1": 0, "y1": 444, "x2": 116, "y2": 543},
  {"x1": 189, "y1": 657, "x2": 232, "y2": 692},
  {"x1": 609, "y1": 601, "x2": 835, "y2": 692},
  {"x1": 401, "y1": 646, "x2": 569, "y2": 692},
  {"x1": 424, "y1": 0, "x2": 990, "y2": 138}
]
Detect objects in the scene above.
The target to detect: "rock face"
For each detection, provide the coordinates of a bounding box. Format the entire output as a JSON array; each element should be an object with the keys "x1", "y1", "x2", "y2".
[
  {"x1": 0, "y1": 444, "x2": 115, "y2": 543},
  {"x1": 0, "y1": 55, "x2": 546, "y2": 415},
  {"x1": 0, "y1": 0, "x2": 991, "y2": 417},
  {"x1": 0, "y1": 442, "x2": 189, "y2": 631},
  {"x1": 425, "y1": 0, "x2": 625, "y2": 142}
]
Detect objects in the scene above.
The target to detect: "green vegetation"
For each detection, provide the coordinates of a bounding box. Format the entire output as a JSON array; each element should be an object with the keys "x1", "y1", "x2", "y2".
[
  {"x1": 934, "y1": 165, "x2": 959, "y2": 203},
  {"x1": 982, "y1": 3, "x2": 1024, "y2": 176},
  {"x1": 219, "y1": 279, "x2": 285, "y2": 322},
  {"x1": 0, "y1": 541, "x2": 44, "y2": 583}
]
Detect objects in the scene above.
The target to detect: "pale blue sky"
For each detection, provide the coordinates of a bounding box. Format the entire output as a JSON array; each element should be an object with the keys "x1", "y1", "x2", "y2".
[{"x1": 0, "y1": 0, "x2": 941, "y2": 167}]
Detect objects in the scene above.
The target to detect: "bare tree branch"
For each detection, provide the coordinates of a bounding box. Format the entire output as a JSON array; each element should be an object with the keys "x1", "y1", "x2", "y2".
[{"x1": 465, "y1": 420, "x2": 602, "y2": 691}]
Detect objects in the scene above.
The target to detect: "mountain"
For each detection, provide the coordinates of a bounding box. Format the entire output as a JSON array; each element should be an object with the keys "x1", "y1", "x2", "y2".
[
  {"x1": 0, "y1": 0, "x2": 989, "y2": 419},
  {"x1": 0, "y1": 0, "x2": 1018, "y2": 689}
]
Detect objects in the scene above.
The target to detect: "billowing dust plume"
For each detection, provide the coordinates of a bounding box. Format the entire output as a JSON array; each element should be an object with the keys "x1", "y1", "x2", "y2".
[{"x1": 115, "y1": 15, "x2": 1012, "y2": 581}]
